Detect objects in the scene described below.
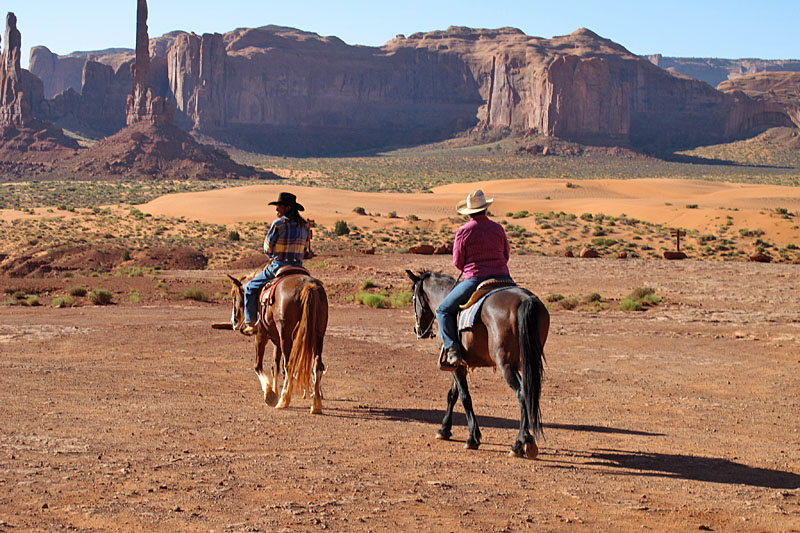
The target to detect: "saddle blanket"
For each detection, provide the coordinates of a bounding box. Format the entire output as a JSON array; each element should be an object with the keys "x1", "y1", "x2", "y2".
[{"x1": 457, "y1": 286, "x2": 518, "y2": 331}]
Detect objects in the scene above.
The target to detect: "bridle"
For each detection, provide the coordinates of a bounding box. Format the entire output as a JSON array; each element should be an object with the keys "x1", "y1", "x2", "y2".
[{"x1": 412, "y1": 279, "x2": 436, "y2": 340}]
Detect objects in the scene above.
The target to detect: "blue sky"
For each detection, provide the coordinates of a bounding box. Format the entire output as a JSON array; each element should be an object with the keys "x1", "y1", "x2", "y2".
[{"x1": 5, "y1": 0, "x2": 798, "y2": 69}]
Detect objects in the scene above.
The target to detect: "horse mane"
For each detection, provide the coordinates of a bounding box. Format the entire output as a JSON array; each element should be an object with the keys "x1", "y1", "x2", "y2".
[{"x1": 419, "y1": 270, "x2": 455, "y2": 284}]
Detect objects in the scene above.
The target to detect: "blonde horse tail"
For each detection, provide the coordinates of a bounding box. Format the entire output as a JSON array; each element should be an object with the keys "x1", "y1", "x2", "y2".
[{"x1": 286, "y1": 280, "x2": 323, "y2": 396}]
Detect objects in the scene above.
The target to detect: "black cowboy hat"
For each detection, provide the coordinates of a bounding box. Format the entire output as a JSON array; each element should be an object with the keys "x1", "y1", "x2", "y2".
[{"x1": 268, "y1": 191, "x2": 304, "y2": 211}]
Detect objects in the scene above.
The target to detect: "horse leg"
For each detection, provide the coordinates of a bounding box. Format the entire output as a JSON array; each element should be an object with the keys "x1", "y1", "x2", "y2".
[
  {"x1": 453, "y1": 366, "x2": 481, "y2": 449},
  {"x1": 436, "y1": 376, "x2": 459, "y2": 440},
  {"x1": 275, "y1": 325, "x2": 294, "y2": 409},
  {"x1": 253, "y1": 336, "x2": 278, "y2": 406},
  {"x1": 310, "y1": 354, "x2": 324, "y2": 414},
  {"x1": 259, "y1": 342, "x2": 279, "y2": 407},
  {"x1": 502, "y1": 365, "x2": 537, "y2": 459}
]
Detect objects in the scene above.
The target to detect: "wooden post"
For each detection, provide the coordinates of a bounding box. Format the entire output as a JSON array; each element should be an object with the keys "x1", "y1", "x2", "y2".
[{"x1": 670, "y1": 229, "x2": 686, "y2": 252}]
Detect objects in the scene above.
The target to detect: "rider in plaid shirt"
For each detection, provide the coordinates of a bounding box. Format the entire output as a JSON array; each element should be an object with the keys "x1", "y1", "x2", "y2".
[{"x1": 242, "y1": 192, "x2": 310, "y2": 335}]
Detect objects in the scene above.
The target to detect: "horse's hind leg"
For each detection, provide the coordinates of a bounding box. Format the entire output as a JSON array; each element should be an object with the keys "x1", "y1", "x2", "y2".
[
  {"x1": 437, "y1": 377, "x2": 459, "y2": 440},
  {"x1": 502, "y1": 365, "x2": 536, "y2": 458},
  {"x1": 275, "y1": 325, "x2": 294, "y2": 409},
  {"x1": 453, "y1": 367, "x2": 481, "y2": 449},
  {"x1": 310, "y1": 354, "x2": 324, "y2": 415},
  {"x1": 255, "y1": 337, "x2": 279, "y2": 406}
]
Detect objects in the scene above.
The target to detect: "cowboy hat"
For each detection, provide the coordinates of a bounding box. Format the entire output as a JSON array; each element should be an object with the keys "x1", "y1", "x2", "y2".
[
  {"x1": 268, "y1": 191, "x2": 304, "y2": 211},
  {"x1": 456, "y1": 189, "x2": 493, "y2": 215}
]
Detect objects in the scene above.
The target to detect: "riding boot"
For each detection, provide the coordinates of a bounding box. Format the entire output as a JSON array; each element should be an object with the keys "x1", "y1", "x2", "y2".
[{"x1": 444, "y1": 345, "x2": 465, "y2": 367}]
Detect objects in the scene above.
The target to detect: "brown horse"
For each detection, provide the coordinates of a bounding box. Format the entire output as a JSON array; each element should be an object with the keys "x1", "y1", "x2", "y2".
[
  {"x1": 406, "y1": 270, "x2": 550, "y2": 458},
  {"x1": 227, "y1": 271, "x2": 328, "y2": 414}
]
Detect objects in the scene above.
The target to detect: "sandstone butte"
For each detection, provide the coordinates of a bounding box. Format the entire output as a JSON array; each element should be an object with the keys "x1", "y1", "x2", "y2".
[
  {"x1": 27, "y1": 24, "x2": 800, "y2": 155},
  {"x1": 1, "y1": 5, "x2": 268, "y2": 180}
]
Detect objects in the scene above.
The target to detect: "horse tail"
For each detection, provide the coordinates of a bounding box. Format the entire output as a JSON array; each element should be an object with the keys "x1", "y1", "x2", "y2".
[
  {"x1": 286, "y1": 279, "x2": 326, "y2": 396},
  {"x1": 518, "y1": 295, "x2": 548, "y2": 437}
]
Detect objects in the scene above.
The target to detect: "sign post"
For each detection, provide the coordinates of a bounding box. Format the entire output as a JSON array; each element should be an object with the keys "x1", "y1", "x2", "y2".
[{"x1": 670, "y1": 229, "x2": 686, "y2": 252}]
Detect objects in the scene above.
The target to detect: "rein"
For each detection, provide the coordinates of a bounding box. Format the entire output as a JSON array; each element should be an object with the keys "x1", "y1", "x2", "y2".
[{"x1": 413, "y1": 272, "x2": 461, "y2": 340}]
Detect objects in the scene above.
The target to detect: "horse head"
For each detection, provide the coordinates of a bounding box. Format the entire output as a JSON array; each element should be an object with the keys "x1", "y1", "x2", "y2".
[
  {"x1": 406, "y1": 269, "x2": 436, "y2": 339},
  {"x1": 226, "y1": 274, "x2": 247, "y2": 332}
]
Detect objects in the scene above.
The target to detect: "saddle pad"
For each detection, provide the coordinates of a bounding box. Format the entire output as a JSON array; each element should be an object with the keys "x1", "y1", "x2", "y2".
[
  {"x1": 259, "y1": 273, "x2": 306, "y2": 307},
  {"x1": 457, "y1": 286, "x2": 517, "y2": 331}
]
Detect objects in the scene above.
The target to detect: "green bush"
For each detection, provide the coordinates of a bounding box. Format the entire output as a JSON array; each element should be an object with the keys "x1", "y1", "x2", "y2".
[
  {"x1": 620, "y1": 287, "x2": 661, "y2": 311},
  {"x1": 361, "y1": 279, "x2": 376, "y2": 289},
  {"x1": 181, "y1": 288, "x2": 209, "y2": 302},
  {"x1": 388, "y1": 291, "x2": 412, "y2": 308},
  {"x1": 52, "y1": 296, "x2": 76, "y2": 308},
  {"x1": 619, "y1": 297, "x2": 644, "y2": 311},
  {"x1": 353, "y1": 206, "x2": 367, "y2": 215},
  {"x1": 355, "y1": 292, "x2": 386, "y2": 308},
  {"x1": 68, "y1": 287, "x2": 87, "y2": 297},
  {"x1": 88, "y1": 289, "x2": 113, "y2": 306},
  {"x1": 26, "y1": 295, "x2": 40, "y2": 306},
  {"x1": 227, "y1": 230, "x2": 241, "y2": 241},
  {"x1": 334, "y1": 220, "x2": 350, "y2": 236}
]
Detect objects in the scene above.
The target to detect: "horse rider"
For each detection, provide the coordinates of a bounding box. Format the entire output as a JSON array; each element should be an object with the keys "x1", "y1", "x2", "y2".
[
  {"x1": 436, "y1": 189, "x2": 513, "y2": 367},
  {"x1": 241, "y1": 192, "x2": 311, "y2": 335}
]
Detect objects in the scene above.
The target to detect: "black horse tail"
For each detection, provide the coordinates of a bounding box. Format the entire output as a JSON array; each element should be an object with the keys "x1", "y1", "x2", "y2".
[{"x1": 518, "y1": 295, "x2": 548, "y2": 437}]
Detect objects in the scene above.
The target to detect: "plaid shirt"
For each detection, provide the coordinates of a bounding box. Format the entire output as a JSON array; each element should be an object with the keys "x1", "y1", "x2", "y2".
[{"x1": 264, "y1": 216, "x2": 309, "y2": 263}]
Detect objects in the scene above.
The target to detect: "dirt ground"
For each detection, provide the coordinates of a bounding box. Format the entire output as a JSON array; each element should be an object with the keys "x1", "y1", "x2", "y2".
[{"x1": 1, "y1": 254, "x2": 798, "y2": 532}]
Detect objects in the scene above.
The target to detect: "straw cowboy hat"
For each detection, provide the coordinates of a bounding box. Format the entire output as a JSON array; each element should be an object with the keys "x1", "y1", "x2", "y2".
[
  {"x1": 456, "y1": 189, "x2": 493, "y2": 215},
  {"x1": 268, "y1": 191, "x2": 304, "y2": 211}
]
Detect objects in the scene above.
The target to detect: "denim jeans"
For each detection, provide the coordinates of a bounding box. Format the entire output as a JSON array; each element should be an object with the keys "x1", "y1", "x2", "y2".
[
  {"x1": 435, "y1": 275, "x2": 512, "y2": 350},
  {"x1": 244, "y1": 259, "x2": 301, "y2": 324}
]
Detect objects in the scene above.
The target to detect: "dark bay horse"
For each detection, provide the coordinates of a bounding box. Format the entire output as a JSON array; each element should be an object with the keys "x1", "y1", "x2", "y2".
[
  {"x1": 406, "y1": 270, "x2": 550, "y2": 458},
  {"x1": 227, "y1": 271, "x2": 328, "y2": 414}
]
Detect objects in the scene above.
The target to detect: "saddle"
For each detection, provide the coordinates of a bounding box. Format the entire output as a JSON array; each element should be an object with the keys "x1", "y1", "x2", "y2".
[
  {"x1": 459, "y1": 278, "x2": 516, "y2": 310},
  {"x1": 259, "y1": 265, "x2": 311, "y2": 307}
]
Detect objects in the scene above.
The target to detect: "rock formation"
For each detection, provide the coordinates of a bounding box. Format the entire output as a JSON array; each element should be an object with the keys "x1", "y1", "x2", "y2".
[
  {"x1": 27, "y1": 23, "x2": 800, "y2": 155},
  {"x1": 646, "y1": 55, "x2": 800, "y2": 88},
  {"x1": 0, "y1": 11, "x2": 78, "y2": 168},
  {"x1": 69, "y1": 0, "x2": 268, "y2": 180},
  {"x1": 125, "y1": 0, "x2": 173, "y2": 126}
]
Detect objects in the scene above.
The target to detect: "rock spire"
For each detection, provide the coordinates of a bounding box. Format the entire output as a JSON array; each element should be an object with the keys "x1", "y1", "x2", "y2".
[{"x1": 125, "y1": 0, "x2": 173, "y2": 125}]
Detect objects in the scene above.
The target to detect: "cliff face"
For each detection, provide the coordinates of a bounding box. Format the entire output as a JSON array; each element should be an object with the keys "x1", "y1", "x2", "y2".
[
  {"x1": 30, "y1": 24, "x2": 798, "y2": 154},
  {"x1": 646, "y1": 55, "x2": 800, "y2": 88}
]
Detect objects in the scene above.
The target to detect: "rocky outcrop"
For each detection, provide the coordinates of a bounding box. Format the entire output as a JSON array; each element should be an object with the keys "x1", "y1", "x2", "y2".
[
  {"x1": 126, "y1": 0, "x2": 173, "y2": 126},
  {"x1": 646, "y1": 55, "x2": 800, "y2": 88},
  {"x1": 28, "y1": 22, "x2": 798, "y2": 154},
  {"x1": 0, "y1": 12, "x2": 78, "y2": 164}
]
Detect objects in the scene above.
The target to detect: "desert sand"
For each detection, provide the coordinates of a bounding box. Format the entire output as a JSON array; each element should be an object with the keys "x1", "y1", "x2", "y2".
[{"x1": 139, "y1": 178, "x2": 800, "y2": 246}]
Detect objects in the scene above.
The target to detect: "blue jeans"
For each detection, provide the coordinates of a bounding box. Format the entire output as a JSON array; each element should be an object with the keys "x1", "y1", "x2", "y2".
[
  {"x1": 436, "y1": 275, "x2": 512, "y2": 350},
  {"x1": 244, "y1": 259, "x2": 301, "y2": 324}
]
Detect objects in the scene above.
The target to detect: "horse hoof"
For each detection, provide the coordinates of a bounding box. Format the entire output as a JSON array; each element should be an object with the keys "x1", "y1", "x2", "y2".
[
  {"x1": 275, "y1": 398, "x2": 290, "y2": 409},
  {"x1": 464, "y1": 440, "x2": 479, "y2": 450},
  {"x1": 508, "y1": 449, "x2": 524, "y2": 458},
  {"x1": 310, "y1": 405, "x2": 322, "y2": 415},
  {"x1": 525, "y1": 442, "x2": 539, "y2": 460},
  {"x1": 436, "y1": 431, "x2": 450, "y2": 441},
  {"x1": 264, "y1": 389, "x2": 279, "y2": 407}
]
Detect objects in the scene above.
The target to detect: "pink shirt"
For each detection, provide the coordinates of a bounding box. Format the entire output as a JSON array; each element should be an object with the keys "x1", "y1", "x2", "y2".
[{"x1": 452, "y1": 214, "x2": 510, "y2": 279}]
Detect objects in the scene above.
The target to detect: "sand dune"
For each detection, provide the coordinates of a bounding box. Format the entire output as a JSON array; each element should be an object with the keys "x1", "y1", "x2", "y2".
[{"x1": 140, "y1": 178, "x2": 800, "y2": 246}]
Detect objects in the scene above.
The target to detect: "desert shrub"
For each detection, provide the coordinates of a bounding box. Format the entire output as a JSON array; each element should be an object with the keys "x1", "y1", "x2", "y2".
[
  {"x1": 52, "y1": 296, "x2": 76, "y2": 308},
  {"x1": 129, "y1": 290, "x2": 140, "y2": 303},
  {"x1": 333, "y1": 220, "x2": 350, "y2": 236},
  {"x1": 388, "y1": 291, "x2": 412, "y2": 308},
  {"x1": 182, "y1": 288, "x2": 209, "y2": 302},
  {"x1": 557, "y1": 297, "x2": 579, "y2": 310},
  {"x1": 68, "y1": 287, "x2": 87, "y2": 297},
  {"x1": 12, "y1": 290, "x2": 26, "y2": 300},
  {"x1": 361, "y1": 279, "x2": 376, "y2": 289},
  {"x1": 739, "y1": 228, "x2": 765, "y2": 237},
  {"x1": 387, "y1": 210, "x2": 398, "y2": 218},
  {"x1": 88, "y1": 289, "x2": 113, "y2": 305},
  {"x1": 580, "y1": 213, "x2": 593, "y2": 221},
  {"x1": 591, "y1": 237, "x2": 617, "y2": 247},
  {"x1": 686, "y1": 204, "x2": 698, "y2": 209},
  {"x1": 620, "y1": 287, "x2": 661, "y2": 311},
  {"x1": 545, "y1": 294, "x2": 564, "y2": 303},
  {"x1": 121, "y1": 250, "x2": 131, "y2": 261},
  {"x1": 566, "y1": 182, "x2": 579, "y2": 189},
  {"x1": 353, "y1": 206, "x2": 366, "y2": 215},
  {"x1": 26, "y1": 296, "x2": 40, "y2": 306},
  {"x1": 405, "y1": 214, "x2": 420, "y2": 222},
  {"x1": 511, "y1": 210, "x2": 530, "y2": 219},
  {"x1": 355, "y1": 292, "x2": 386, "y2": 308},
  {"x1": 227, "y1": 230, "x2": 241, "y2": 241}
]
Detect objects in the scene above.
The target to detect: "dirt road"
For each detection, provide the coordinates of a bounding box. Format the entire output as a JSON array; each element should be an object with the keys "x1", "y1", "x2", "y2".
[{"x1": 1, "y1": 255, "x2": 798, "y2": 531}]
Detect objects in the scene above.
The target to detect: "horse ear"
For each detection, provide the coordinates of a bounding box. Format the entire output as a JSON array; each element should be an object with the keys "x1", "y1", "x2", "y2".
[
  {"x1": 406, "y1": 269, "x2": 420, "y2": 283},
  {"x1": 227, "y1": 274, "x2": 243, "y2": 289}
]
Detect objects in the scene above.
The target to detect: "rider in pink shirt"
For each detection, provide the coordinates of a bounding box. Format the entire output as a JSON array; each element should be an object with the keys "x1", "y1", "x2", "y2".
[{"x1": 437, "y1": 190, "x2": 512, "y2": 367}]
